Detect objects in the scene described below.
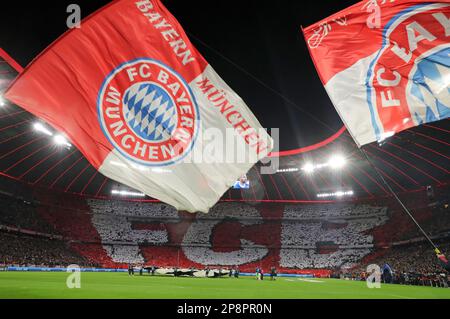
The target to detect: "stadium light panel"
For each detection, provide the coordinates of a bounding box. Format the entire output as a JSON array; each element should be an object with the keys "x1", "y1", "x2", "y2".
[
  {"x1": 277, "y1": 168, "x2": 299, "y2": 173},
  {"x1": 33, "y1": 122, "x2": 53, "y2": 136},
  {"x1": 302, "y1": 163, "x2": 315, "y2": 173},
  {"x1": 302, "y1": 155, "x2": 347, "y2": 174},
  {"x1": 0, "y1": 96, "x2": 5, "y2": 107},
  {"x1": 111, "y1": 189, "x2": 146, "y2": 197},
  {"x1": 328, "y1": 154, "x2": 346, "y2": 169},
  {"x1": 317, "y1": 190, "x2": 354, "y2": 198},
  {"x1": 53, "y1": 134, "x2": 72, "y2": 148}
]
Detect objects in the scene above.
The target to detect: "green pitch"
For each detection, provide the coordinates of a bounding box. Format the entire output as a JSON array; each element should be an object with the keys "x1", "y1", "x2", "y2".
[{"x1": 0, "y1": 272, "x2": 449, "y2": 299}]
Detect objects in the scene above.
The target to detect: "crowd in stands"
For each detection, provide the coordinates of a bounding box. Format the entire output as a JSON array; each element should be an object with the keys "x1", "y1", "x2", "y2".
[
  {"x1": 182, "y1": 244, "x2": 269, "y2": 266},
  {"x1": 0, "y1": 231, "x2": 90, "y2": 267},
  {"x1": 103, "y1": 244, "x2": 145, "y2": 264},
  {"x1": 182, "y1": 203, "x2": 264, "y2": 245},
  {"x1": 280, "y1": 248, "x2": 372, "y2": 269},
  {"x1": 0, "y1": 181, "x2": 448, "y2": 283},
  {"x1": 344, "y1": 239, "x2": 450, "y2": 287},
  {"x1": 199, "y1": 202, "x2": 264, "y2": 220},
  {"x1": 280, "y1": 217, "x2": 388, "y2": 247},
  {"x1": 88, "y1": 200, "x2": 178, "y2": 218},
  {"x1": 0, "y1": 194, "x2": 55, "y2": 234},
  {"x1": 402, "y1": 207, "x2": 450, "y2": 239},
  {"x1": 91, "y1": 213, "x2": 169, "y2": 244},
  {"x1": 359, "y1": 239, "x2": 450, "y2": 275},
  {"x1": 37, "y1": 205, "x2": 98, "y2": 242},
  {"x1": 284, "y1": 204, "x2": 388, "y2": 219},
  {"x1": 69, "y1": 243, "x2": 117, "y2": 268},
  {"x1": 82, "y1": 201, "x2": 389, "y2": 268}
]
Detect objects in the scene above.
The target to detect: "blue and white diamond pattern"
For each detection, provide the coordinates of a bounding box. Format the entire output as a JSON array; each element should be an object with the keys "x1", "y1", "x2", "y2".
[
  {"x1": 123, "y1": 82, "x2": 178, "y2": 142},
  {"x1": 410, "y1": 47, "x2": 450, "y2": 124}
]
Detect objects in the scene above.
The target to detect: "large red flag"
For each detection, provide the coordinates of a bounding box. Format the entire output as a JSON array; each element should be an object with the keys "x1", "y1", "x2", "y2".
[
  {"x1": 5, "y1": 0, "x2": 273, "y2": 213},
  {"x1": 303, "y1": 0, "x2": 450, "y2": 146}
]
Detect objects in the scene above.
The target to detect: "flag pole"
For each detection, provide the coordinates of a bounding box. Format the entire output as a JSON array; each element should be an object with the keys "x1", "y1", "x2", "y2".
[
  {"x1": 301, "y1": 23, "x2": 447, "y2": 268},
  {"x1": 359, "y1": 147, "x2": 441, "y2": 253}
]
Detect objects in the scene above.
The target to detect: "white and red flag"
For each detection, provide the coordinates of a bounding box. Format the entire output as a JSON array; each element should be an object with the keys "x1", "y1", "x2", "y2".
[
  {"x1": 303, "y1": 0, "x2": 450, "y2": 146},
  {"x1": 5, "y1": 0, "x2": 273, "y2": 213}
]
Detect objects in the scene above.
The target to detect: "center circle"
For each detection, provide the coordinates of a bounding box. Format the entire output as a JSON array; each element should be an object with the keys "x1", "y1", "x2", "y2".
[{"x1": 122, "y1": 81, "x2": 178, "y2": 143}]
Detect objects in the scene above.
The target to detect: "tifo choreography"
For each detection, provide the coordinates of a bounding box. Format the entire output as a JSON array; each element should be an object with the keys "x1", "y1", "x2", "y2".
[{"x1": 0, "y1": 0, "x2": 450, "y2": 302}]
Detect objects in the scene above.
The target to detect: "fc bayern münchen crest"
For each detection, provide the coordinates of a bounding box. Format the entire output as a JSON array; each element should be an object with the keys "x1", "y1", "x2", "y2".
[
  {"x1": 366, "y1": 3, "x2": 450, "y2": 139},
  {"x1": 98, "y1": 58, "x2": 199, "y2": 166}
]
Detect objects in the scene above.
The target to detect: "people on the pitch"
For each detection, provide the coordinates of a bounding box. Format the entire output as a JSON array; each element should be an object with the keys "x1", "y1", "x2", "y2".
[
  {"x1": 128, "y1": 263, "x2": 134, "y2": 276},
  {"x1": 270, "y1": 266, "x2": 277, "y2": 280},
  {"x1": 256, "y1": 267, "x2": 265, "y2": 280},
  {"x1": 382, "y1": 264, "x2": 393, "y2": 284},
  {"x1": 234, "y1": 266, "x2": 240, "y2": 278}
]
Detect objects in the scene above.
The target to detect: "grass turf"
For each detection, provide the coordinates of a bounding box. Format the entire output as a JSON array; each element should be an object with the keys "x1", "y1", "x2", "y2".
[{"x1": 0, "y1": 272, "x2": 449, "y2": 299}]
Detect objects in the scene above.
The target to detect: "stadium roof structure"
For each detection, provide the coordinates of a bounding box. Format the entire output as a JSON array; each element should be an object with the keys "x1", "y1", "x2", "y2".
[{"x1": 0, "y1": 48, "x2": 449, "y2": 202}]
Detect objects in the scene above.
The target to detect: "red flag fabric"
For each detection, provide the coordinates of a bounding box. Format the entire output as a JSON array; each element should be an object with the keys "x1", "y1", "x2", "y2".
[
  {"x1": 5, "y1": 0, "x2": 273, "y2": 213},
  {"x1": 303, "y1": 0, "x2": 450, "y2": 146},
  {"x1": 438, "y1": 253, "x2": 449, "y2": 264}
]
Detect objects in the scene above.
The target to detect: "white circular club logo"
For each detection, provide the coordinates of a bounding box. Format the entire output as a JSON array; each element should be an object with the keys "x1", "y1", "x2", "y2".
[{"x1": 98, "y1": 58, "x2": 200, "y2": 166}]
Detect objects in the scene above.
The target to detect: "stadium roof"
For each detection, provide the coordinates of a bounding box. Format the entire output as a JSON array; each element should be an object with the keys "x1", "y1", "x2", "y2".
[{"x1": 1, "y1": 48, "x2": 449, "y2": 202}]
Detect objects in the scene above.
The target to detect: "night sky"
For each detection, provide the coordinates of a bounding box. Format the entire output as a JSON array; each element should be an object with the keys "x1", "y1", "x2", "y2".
[{"x1": 0, "y1": 0, "x2": 359, "y2": 151}]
